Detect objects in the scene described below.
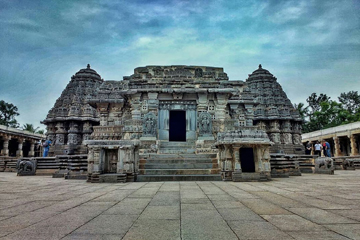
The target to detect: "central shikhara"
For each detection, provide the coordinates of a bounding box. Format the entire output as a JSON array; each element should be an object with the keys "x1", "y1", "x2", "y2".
[{"x1": 43, "y1": 64, "x2": 303, "y2": 182}]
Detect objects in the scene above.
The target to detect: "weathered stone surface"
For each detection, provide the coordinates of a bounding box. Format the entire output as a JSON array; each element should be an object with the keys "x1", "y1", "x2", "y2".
[
  {"x1": 3, "y1": 169, "x2": 360, "y2": 239},
  {"x1": 42, "y1": 64, "x2": 305, "y2": 182}
]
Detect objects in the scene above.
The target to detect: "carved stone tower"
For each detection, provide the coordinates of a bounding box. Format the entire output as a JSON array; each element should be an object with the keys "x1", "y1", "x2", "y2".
[{"x1": 42, "y1": 64, "x2": 103, "y2": 155}]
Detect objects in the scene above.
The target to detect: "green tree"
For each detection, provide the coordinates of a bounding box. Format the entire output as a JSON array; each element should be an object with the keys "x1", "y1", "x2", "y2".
[
  {"x1": 293, "y1": 102, "x2": 308, "y2": 122},
  {"x1": 306, "y1": 93, "x2": 330, "y2": 120},
  {"x1": 0, "y1": 100, "x2": 19, "y2": 128},
  {"x1": 338, "y1": 91, "x2": 360, "y2": 114},
  {"x1": 37, "y1": 129, "x2": 45, "y2": 134},
  {"x1": 22, "y1": 123, "x2": 39, "y2": 133}
]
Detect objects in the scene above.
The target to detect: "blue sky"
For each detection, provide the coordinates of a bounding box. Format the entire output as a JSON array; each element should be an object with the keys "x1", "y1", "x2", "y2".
[{"x1": 0, "y1": 0, "x2": 359, "y2": 129}]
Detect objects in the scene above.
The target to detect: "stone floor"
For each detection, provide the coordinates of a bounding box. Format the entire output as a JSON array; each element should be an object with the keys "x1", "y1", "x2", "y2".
[{"x1": 1, "y1": 172, "x2": 360, "y2": 240}]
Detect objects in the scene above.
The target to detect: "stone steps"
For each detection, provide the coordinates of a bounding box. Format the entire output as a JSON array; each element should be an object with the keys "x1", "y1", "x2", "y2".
[
  {"x1": 137, "y1": 174, "x2": 222, "y2": 181},
  {"x1": 159, "y1": 141, "x2": 196, "y2": 154},
  {"x1": 142, "y1": 163, "x2": 215, "y2": 169},
  {"x1": 138, "y1": 151, "x2": 221, "y2": 181},
  {"x1": 139, "y1": 169, "x2": 220, "y2": 175},
  {"x1": 145, "y1": 153, "x2": 217, "y2": 159}
]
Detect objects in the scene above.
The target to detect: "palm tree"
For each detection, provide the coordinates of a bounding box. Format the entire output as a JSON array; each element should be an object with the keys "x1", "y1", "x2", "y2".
[
  {"x1": 22, "y1": 123, "x2": 39, "y2": 133},
  {"x1": 293, "y1": 103, "x2": 308, "y2": 122},
  {"x1": 37, "y1": 129, "x2": 45, "y2": 134}
]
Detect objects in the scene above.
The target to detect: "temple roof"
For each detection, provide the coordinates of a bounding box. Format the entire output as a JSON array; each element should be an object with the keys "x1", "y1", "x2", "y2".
[
  {"x1": 247, "y1": 64, "x2": 277, "y2": 82},
  {"x1": 71, "y1": 64, "x2": 102, "y2": 82},
  {"x1": 43, "y1": 65, "x2": 103, "y2": 123},
  {"x1": 246, "y1": 65, "x2": 302, "y2": 121}
]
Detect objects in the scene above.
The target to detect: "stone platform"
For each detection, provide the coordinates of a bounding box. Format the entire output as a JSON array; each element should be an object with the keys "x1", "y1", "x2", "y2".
[
  {"x1": 138, "y1": 153, "x2": 221, "y2": 181},
  {"x1": 1, "y1": 171, "x2": 360, "y2": 239}
]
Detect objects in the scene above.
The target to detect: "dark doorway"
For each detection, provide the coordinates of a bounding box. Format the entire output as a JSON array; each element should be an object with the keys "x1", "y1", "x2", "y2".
[
  {"x1": 8, "y1": 139, "x2": 18, "y2": 157},
  {"x1": 169, "y1": 111, "x2": 186, "y2": 141},
  {"x1": 240, "y1": 148, "x2": 255, "y2": 172},
  {"x1": 23, "y1": 140, "x2": 31, "y2": 157}
]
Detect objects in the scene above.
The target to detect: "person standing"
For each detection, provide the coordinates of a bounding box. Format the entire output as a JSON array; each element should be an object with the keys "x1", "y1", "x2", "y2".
[
  {"x1": 323, "y1": 140, "x2": 331, "y2": 157},
  {"x1": 42, "y1": 138, "x2": 52, "y2": 157},
  {"x1": 305, "y1": 141, "x2": 312, "y2": 155},
  {"x1": 314, "y1": 141, "x2": 322, "y2": 156}
]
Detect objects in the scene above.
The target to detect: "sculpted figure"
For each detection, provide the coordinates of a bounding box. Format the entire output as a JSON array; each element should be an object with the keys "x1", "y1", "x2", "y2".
[
  {"x1": 143, "y1": 112, "x2": 157, "y2": 136},
  {"x1": 315, "y1": 157, "x2": 333, "y2": 170},
  {"x1": 198, "y1": 112, "x2": 212, "y2": 135},
  {"x1": 17, "y1": 159, "x2": 36, "y2": 176}
]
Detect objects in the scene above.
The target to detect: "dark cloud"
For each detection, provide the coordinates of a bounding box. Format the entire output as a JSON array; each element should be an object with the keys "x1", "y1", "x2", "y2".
[{"x1": 0, "y1": 0, "x2": 359, "y2": 127}]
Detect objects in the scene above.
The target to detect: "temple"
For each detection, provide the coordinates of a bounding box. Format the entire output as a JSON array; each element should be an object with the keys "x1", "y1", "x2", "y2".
[{"x1": 43, "y1": 64, "x2": 303, "y2": 182}]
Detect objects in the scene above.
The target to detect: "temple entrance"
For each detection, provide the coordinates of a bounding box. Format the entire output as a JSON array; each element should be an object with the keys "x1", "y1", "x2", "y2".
[
  {"x1": 169, "y1": 110, "x2": 186, "y2": 142},
  {"x1": 240, "y1": 148, "x2": 255, "y2": 172},
  {"x1": 104, "y1": 149, "x2": 118, "y2": 173}
]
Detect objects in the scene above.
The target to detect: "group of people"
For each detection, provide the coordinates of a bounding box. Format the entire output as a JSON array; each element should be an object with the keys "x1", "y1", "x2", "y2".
[{"x1": 305, "y1": 140, "x2": 331, "y2": 157}]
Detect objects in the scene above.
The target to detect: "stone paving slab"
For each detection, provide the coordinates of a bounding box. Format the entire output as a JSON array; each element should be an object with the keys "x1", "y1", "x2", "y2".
[{"x1": 1, "y1": 171, "x2": 360, "y2": 240}]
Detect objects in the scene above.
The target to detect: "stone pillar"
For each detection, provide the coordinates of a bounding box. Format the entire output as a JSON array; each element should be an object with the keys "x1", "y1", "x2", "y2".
[
  {"x1": 350, "y1": 134, "x2": 359, "y2": 156},
  {"x1": 215, "y1": 100, "x2": 227, "y2": 120},
  {"x1": 29, "y1": 140, "x2": 35, "y2": 157},
  {"x1": 147, "y1": 92, "x2": 159, "y2": 110},
  {"x1": 129, "y1": 93, "x2": 142, "y2": 120},
  {"x1": 233, "y1": 147, "x2": 241, "y2": 172},
  {"x1": 333, "y1": 137, "x2": 341, "y2": 157},
  {"x1": 1, "y1": 136, "x2": 10, "y2": 156},
  {"x1": 55, "y1": 122, "x2": 66, "y2": 145},
  {"x1": 82, "y1": 121, "x2": 93, "y2": 144},
  {"x1": 16, "y1": 138, "x2": 24, "y2": 157},
  {"x1": 197, "y1": 92, "x2": 209, "y2": 112}
]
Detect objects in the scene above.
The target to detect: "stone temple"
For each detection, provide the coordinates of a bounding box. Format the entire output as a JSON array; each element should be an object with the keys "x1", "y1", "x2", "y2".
[{"x1": 43, "y1": 64, "x2": 303, "y2": 182}]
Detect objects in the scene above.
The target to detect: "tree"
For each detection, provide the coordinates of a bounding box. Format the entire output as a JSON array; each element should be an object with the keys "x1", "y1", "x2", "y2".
[
  {"x1": 22, "y1": 123, "x2": 45, "y2": 134},
  {"x1": 37, "y1": 129, "x2": 45, "y2": 134},
  {"x1": 306, "y1": 93, "x2": 330, "y2": 120},
  {"x1": 22, "y1": 123, "x2": 39, "y2": 133},
  {"x1": 338, "y1": 91, "x2": 360, "y2": 114},
  {"x1": 0, "y1": 100, "x2": 19, "y2": 128},
  {"x1": 293, "y1": 102, "x2": 308, "y2": 122}
]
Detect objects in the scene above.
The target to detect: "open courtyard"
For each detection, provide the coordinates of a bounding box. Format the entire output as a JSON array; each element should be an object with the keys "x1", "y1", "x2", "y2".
[{"x1": 0, "y1": 172, "x2": 360, "y2": 240}]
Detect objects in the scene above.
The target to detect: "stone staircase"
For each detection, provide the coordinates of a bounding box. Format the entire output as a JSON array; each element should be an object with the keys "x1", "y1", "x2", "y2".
[
  {"x1": 158, "y1": 141, "x2": 196, "y2": 154},
  {"x1": 138, "y1": 142, "x2": 221, "y2": 181}
]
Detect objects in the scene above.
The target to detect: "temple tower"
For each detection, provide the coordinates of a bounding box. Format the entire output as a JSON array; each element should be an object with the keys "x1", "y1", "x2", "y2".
[{"x1": 42, "y1": 64, "x2": 103, "y2": 155}]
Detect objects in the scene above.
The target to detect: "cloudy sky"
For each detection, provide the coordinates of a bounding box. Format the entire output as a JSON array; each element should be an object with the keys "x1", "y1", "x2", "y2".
[{"x1": 0, "y1": 0, "x2": 359, "y2": 129}]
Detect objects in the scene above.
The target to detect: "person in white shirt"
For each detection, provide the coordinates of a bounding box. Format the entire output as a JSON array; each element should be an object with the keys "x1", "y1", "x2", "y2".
[{"x1": 314, "y1": 141, "x2": 322, "y2": 156}]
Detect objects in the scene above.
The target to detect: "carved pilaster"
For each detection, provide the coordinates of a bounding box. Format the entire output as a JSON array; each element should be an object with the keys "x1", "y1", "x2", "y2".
[
  {"x1": 350, "y1": 134, "x2": 359, "y2": 156},
  {"x1": 1, "y1": 136, "x2": 10, "y2": 156},
  {"x1": 197, "y1": 93, "x2": 209, "y2": 112},
  {"x1": 233, "y1": 147, "x2": 241, "y2": 171},
  {"x1": 55, "y1": 122, "x2": 66, "y2": 145},
  {"x1": 29, "y1": 141, "x2": 35, "y2": 157},
  {"x1": 147, "y1": 92, "x2": 159, "y2": 110},
  {"x1": 333, "y1": 137, "x2": 341, "y2": 157},
  {"x1": 16, "y1": 138, "x2": 25, "y2": 157}
]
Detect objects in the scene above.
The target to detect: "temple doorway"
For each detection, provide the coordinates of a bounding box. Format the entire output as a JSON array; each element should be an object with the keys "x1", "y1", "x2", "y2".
[
  {"x1": 169, "y1": 110, "x2": 186, "y2": 141},
  {"x1": 104, "y1": 149, "x2": 118, "y2": 173},
  {"x1": 240, "y1": 148, "x2": 255, "y2": 172}
]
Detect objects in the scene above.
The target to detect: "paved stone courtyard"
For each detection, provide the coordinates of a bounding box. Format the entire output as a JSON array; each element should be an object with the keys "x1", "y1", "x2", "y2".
[{"x1": 0, "y1": 172, "x2": 360, "y2": 240}]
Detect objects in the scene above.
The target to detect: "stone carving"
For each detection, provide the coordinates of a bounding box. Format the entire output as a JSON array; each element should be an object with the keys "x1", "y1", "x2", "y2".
[
  {"x1": 198, "y1": 112, "x2": 212, "y2": 135},
  {"x1": 269, "y1": 133, "x2": 280, "y2": 143},
  {"x1": 195, "y1": 68, "x2": 203, "y2": 77},
  {"x1": 281, "y1": 133, "x2": 292, "y2": 144},
  {"x1": 315, "y1": 157, "x2": 334, "y2": 171},
  {"x1": 56, "y1": 134, "x2": 65, "y2": 145},
  {"x1": 343, "y1": 159, "x2": 355, "y2": 170},
  {"x1": 164, "y1": 68, "x2": 193, "y2": 77},
  {"x1": 143, "y1": 112, "x2": 157, "y2": 137},
  {"x1": 43, "y1": 64, "x2": 103, "y2": 155},
  {"x1": 43, "y1": 64, "x2": 304, "y2": 182},
  {"x1": 292, "y1": 134, "x2": 302, "y2": 145},
  {"x1": 17, "y1": 159, "x2": 37, "y2": 176},
  {"x1": 153, "y1": 67, "x2": 163, "y2": 77}
]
